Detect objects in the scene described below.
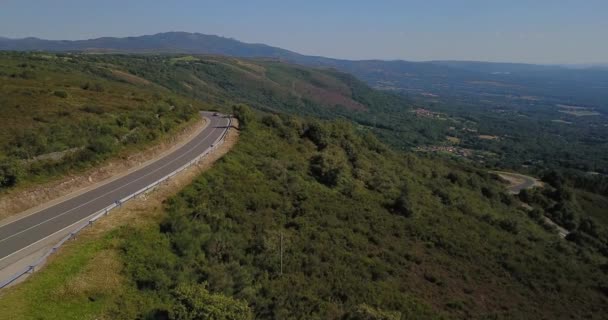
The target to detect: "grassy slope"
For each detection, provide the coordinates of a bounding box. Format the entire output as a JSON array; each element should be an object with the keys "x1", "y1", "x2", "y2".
[
  {"x1": 0, "y1": 52, "x2": 204, "y2": 191},
  {"x1": 80, "y1": 54, "x2": 448, "y2": 148}
]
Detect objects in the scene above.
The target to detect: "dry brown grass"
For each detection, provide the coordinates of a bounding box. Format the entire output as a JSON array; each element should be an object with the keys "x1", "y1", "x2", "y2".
[
  {"x1": 294, "y1": 81, "x2": 366, "y2": 111},
  {"x1": 478, "y1": 135, "x2": 499, "y2": 140},
  {"x1": 109, "y1": 69, "x2": 151, "y2": 85},
  {"x1": 51, "y1": 249, "x2": 123, "y2": 299},
  {"x1": 446, "y1": 136, "x2": 461, "y2": 144}
]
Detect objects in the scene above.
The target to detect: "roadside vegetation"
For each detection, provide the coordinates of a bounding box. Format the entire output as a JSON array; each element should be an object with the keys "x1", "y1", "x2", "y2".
[
  {"x1": 0, "y1": 52, "x2": 203, "y2": 192},
  {"x1": 5, "y1": 107, "x2": 605, "y2": 319}
]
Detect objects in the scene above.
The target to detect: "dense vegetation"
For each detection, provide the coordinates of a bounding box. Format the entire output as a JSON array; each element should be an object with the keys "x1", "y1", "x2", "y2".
[
  {"x1": 110, "y1": 108, "x2": 607, "y2": 319},
  {"x1": 0, "y1": 52, "x2": 203, "y2": 191},
  {"x1": 0, "y1": 52, "x2": 606, "y2": 319}
]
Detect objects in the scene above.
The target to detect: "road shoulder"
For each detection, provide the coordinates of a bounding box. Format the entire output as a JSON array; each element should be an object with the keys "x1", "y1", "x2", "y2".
[
  {"x1": 0, "y1": 117, "x2": 208, "y2": 226},
  {"x1": 0, "y1": 118, "x2": 239, "y2": 291}
]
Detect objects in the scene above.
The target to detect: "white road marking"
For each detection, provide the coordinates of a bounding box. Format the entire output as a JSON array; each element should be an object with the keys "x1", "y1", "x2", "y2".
[{"x1": 0, "y1": 118, "x2": 226, "y2": 245}]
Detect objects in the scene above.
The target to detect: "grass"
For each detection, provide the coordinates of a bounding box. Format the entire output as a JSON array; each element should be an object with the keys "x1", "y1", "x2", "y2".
[
  {"x1": 0, "y1": 52, "x2": 205, "y2": 193},
  {"x1": 0, "y1": 232, "x2": 124, "y2": 320},
  {"x1": 576, "y1": 189, "x2": 608, "y2": 225}
]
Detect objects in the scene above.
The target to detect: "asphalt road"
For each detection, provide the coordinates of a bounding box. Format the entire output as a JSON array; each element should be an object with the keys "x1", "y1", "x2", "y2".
[
  {"x1": 0, "y1": 112, "x2": 229, "y2": 264},
  {"x1": 493, "y1": 171, "x2": 540, "y2": 194}
]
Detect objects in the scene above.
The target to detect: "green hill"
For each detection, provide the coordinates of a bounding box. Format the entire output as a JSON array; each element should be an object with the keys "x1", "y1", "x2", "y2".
[
  {"x1": 114, "y1": 110, "x2": 607, "y2": 318},
  {"x1": 0, "y1": 52, "x2": 203, "y2": 190},
  {"x1": 0, "y1": 52, "x2": 606, "y2": 319}
]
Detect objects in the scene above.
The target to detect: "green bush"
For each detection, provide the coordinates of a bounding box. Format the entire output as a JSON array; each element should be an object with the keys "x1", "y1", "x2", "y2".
[
  {"x1": 53, "y1": 90, "x2": 68, "y2": 98},
  {"x1": 0, "y1": 157, "x2": 24, "y2": 188},
  {"x1": 232, "y1": 104, "x2": 254, "y2": 130},
  {"x1": 170, "y1": 284, "x2": 252, "y2": 320}
]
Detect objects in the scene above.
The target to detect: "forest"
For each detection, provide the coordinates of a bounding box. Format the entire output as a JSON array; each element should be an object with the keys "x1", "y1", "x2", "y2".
[{"x1": 109, "y1": 107, "x2": 605, "y2": 319}]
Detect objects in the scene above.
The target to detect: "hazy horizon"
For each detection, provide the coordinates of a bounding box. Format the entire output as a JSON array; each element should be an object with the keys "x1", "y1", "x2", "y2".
[{"x1": 1, "y1": 0, "x2": 607, "y2": 64}]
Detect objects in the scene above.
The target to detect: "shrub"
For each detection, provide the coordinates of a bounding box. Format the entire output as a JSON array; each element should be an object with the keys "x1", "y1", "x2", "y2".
[
  {"x1": 87, "y1": 136, "x2": 116, "y2": 155},
  {"x1": 53, "y1": 90, "x2": 68, "y2": 98},
  {"x1": 0, "y1": 157, "x2": 24, "y2": 188},
  {"x1": 232, "y1": 104, "x2": 254, "y2": 130},
  {"x1": 392, "y1": 186, "x2": 414, "y2": 217},
  {"x1": 309, "y1": 147, "x2": 349, "y2": 187},
  {"x1": 170, "y1": 284, "x2": 252, "y2": 320},
  {"x1": 345, "y1": 304, "x2": 401, "y2": 320},
  {"x1": 499, "y1": 219, "x2": 519, "y2": 234}
]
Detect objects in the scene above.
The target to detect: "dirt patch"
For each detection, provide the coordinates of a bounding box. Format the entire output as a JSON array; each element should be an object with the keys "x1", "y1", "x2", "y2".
[
  {"x1": 551, "y1": 119, "x2": 572, "y2": 124},
  {"x1": 109, "y1": 69, "x2": 151, "y2": 85},
  {"x1": 498, "y1": 173, "x2": 526, "y2": 187},
  {"x1": 556, "y1": 104, "x2": 600, "y2": 116},
  {"x1": 478, "y1": 135, "x2": 499, "y2": 140},
  {"x1": 295, "y1": 81, "x2": 366, "y2": 111},
  {"x1": 0, "y1": 117, "x2": 207, "y2": 222},
  {"x1": 467, "y1": 80, "x2": 520, "y2": 88},
  {"x1": 446, "y1": 136, "x2": 460, "y2": 144}
]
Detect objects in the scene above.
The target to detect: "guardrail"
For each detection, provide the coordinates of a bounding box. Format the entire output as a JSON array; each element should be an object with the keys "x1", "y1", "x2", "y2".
[{"x1": 0, "y1": 115, "x2": 232, "y2": 289}]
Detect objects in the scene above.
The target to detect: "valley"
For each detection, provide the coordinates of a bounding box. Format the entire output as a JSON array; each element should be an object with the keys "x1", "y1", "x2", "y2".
[{"x1": 0, "y1": 31, "x2": 606, "y2": 319}]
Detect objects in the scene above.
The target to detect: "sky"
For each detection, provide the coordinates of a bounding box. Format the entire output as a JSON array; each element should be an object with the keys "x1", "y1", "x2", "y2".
[{"x1": 1, "y1": 0, "x2": 607, "y2": 64}]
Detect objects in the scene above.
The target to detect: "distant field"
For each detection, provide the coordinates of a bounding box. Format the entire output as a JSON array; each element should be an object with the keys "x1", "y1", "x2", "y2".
[
  {"x1": 559, "y1": 110, "x2": 601, "y2": 116},
  {"x1": 551, "y1": 119, "x2": 572, "y2": 124},
  {"x1": 557, "y1": 104, "x2": 601, "y2": 116}
]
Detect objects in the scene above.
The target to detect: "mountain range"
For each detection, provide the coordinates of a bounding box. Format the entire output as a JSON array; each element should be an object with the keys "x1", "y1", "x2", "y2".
[{"x1": 2, "y1": 31, "x2": 608, "y2": 107}]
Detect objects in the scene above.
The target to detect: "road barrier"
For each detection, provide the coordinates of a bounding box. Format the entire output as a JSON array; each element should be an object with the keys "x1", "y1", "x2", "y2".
[{"x1": 0, "y1": 116, "x2": 232, "y2": 289}]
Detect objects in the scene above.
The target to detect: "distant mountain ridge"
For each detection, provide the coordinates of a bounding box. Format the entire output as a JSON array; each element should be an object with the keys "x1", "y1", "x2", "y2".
[
  {"x1": 0, "y1": 32, "x2": 300, "y2": 57},
  {"x1": 3, "y1": 32, "x2": 608, "y2": 107}
]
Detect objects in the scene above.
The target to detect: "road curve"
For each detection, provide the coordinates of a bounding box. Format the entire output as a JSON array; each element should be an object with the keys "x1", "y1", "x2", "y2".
[
  {"x1": 493, "y1": 171, "x2": 541, "y2": 194},
  {"x1": 0, "y1": 111, "x2": 230, "y2": 264}
]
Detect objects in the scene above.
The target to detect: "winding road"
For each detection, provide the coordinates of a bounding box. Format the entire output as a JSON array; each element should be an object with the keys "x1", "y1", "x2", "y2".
[
  {"x1": 493, "y1": 171, "x2": 541, "y2": 194},
  {"x1": 0, "y1": 112, "x2": 230, "y2": 268}
]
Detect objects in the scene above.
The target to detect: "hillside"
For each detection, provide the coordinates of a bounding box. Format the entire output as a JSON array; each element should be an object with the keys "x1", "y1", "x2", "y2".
[
  {"x1": 3, "y1": 32, "x2": 608, "y2": 107},
  {"x1": 3, "y1": 33, "x2": 607, "y2": 175},
  {"x1": 0, "y1": 52, "x2": 606, "y2": 319},
  {"x1": 116, "y1": 110, "x2": 607, "y2": 319},
  {"x1": 0, "y1": 52, "x2": 203, "y2": 192},
  {"x1": 2, "y1": 108, "x2": 606, "y2": 319},
  {"x1": 0, "y1": 51, "x2": 456, "y2": 195}
]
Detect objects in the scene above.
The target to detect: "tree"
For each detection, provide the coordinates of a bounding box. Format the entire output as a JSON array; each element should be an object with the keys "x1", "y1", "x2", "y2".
[
  {"x1": 0, "y1": 157, "x2": 24, "y2": 188},
  {"x1": 232, "y1": 104, "x2": 254, "y2": 130},
  {"x1": 309, "y1": 147, "x2": 349, "y2": 187},
  {"x1": 392, "y1": 184, "x2": 414, "y2": 217},
  {"x1": 304, "y1": 121, "x2": 330, "y2": 150},
  {"x1": 170, "y1": 284, "x2": 252, "y2": 320}
]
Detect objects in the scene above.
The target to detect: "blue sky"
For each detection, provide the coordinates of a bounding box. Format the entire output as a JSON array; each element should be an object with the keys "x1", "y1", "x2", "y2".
[{"x1": 1, "y1": 0, "x2": 607, "y2": 63}]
